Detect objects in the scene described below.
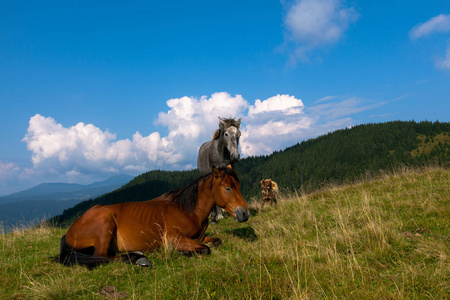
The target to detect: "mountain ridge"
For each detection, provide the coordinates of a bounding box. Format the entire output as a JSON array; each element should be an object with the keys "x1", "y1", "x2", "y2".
[
  {"x1": 0, "y1": 174, "x2": 134, "y2": 232},
  {"x1": 0, "y1": 174, "x2": 134, "y2": 204}
]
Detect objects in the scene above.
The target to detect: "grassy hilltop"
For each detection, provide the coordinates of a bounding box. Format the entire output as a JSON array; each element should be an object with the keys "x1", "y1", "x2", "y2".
[{"x1": 1, "y1": 167, "x2": 448, "y2": 299}]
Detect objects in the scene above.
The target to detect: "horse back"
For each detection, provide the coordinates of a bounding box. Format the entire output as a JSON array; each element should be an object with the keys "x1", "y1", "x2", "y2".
[{"x1": 197, "y1": 141, "x2": 212, "y2": 174}]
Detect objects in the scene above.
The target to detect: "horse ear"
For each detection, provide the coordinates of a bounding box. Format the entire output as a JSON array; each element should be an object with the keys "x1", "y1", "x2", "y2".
[
  {"x1": 236, "y1": 118, "x2": 241, "y2": 128},
  {"x1": 218, "y1": 117, "x2": 225, "y2": 128}
]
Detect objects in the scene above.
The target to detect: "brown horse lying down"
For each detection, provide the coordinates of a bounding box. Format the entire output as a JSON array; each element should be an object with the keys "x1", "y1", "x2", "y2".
[
  {"x1": 57, "y1": 168, "x2": 250, "y2": 268},
  {"x1": 260, "y1": 179, "x2": 278, "y2": 209}
]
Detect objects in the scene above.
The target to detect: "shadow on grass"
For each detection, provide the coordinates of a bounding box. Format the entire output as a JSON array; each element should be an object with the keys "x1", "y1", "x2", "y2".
[
  {"x1": 249, "y1": 208, "x2": 259, "y2": 217},
  {"x1": 226, "y1": 226, "x2": 258, "y2": 242}
]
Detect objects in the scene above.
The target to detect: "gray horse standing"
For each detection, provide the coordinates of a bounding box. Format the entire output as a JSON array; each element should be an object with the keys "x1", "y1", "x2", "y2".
[{"x1": 197, "y1": 117, "x2": 241, "y2": 223}]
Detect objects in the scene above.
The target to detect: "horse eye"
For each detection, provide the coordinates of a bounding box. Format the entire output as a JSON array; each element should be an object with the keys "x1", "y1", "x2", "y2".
[{"x1": 225, "y1": 187, "x2": 231, "y2": 192}]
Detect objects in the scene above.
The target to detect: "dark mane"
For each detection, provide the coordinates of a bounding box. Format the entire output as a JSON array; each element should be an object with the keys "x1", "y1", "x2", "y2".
[{"x1": 165, "y1": 168, "x2": 240, "y2": 213}]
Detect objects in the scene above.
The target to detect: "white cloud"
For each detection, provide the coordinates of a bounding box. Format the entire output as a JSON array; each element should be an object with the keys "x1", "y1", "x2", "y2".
[
  {"x1": 19, "y1": 92, "x2": 381, "y2": 185},
  {"x1": 0, "y1": 160, "x2": 20, "y2": 180},
  {"x1": 22, "y1": 93, "x2": 249, "y2": 181},
  {"x1": 410, "y1": 14, "x2": 450, "y2": 71},
  {"x1": 248, "y1": 94, "x2": 304, "y2": 117},
  {"x1": 308, "y1": 97, "x2": 384, "y2": 120},
  {"x1": 409, "y1": 14, "x2": 450, "y2": 40},
  {"x1": 436, "y1": 42, "x2": 450, "y2": 70},
  {"x1": 240, "y1": 118, "x2": 313, "y2": 156},
  {"x1": 241, "y1": 95, "x2": 312, "y2": 156},
  {"x1": 283, "y1": 0, "x2": 359, "y2": 63}
]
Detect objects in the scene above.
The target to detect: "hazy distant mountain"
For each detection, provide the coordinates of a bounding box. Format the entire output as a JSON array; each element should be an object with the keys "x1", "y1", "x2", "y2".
[
  {"x1": 0, "y1": 174, "x2": 134, "y2": 204},
  {"x1": 0, "y1": 175, "x2": 134, "y2": 232}
]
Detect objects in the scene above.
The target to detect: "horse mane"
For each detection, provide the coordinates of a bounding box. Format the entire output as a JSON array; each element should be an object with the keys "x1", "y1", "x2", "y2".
[
  {"x1": 211, "y1": 129, "x2": 221, "y2": 140},
  {"x1": 211, "y1": 117, "x2": 241, "y2": 140},
  {"x1": 164, "y1": 168, "x2": 240, "y2": 213}
]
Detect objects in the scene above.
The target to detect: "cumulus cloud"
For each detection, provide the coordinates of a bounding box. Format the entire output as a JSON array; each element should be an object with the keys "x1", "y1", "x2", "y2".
[
  {"x1": 409, "y1": 14, "x2": 450, "y2": 40},
  {"x1": 241, "y1": 95, "x2": 312, "y2": 155},
  {"x1": 20, "y1": 92, "x2": 379, "y2": 184},
  {"x1": 283, "y1": 0, "x2": 359, "y2": 63},
  {"x1": 22, "y1": 93, "x2": 249, "y2": 181},
  {"x1": 248, "y1": 94, "x2": 304, "y2": 117}
]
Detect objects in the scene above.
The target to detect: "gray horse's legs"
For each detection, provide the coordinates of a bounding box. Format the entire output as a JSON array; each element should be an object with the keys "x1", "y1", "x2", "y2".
[
  {"x1": 216, "y1": 206, "x2": 224, "y2": 220},
  {"x1": 210, "y1": 205, "x2": 224, "y2": 224}
]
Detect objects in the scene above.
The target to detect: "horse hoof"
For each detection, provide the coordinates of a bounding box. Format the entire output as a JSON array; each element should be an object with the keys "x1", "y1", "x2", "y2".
[
  {"x1": 135, "y1": 257, "x2": 152, "y2": 268},
  {"x1": 211, "y1": 238, "x2": 222, "y2": 247},
  {"x1": 200, "y1": 247, "x2": 211, "y2": 255},
  {"x1": 210, "y1": 220, "x2": 217, "y2": 224}
]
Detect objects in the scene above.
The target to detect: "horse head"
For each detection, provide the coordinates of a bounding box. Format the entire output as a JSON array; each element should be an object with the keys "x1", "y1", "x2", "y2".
[
  {"x1": 211, "y1": 168, "x2": 249, "y2": 223},
  {"x1": 219, "y1": 117, "x2": 241, "y2": 163},
  {"x1": 261, "y1": 179, "x2": 273, "y2": 191}
]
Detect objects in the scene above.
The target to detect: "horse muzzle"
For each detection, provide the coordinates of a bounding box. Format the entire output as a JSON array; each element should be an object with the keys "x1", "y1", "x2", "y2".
[
  {"x1": 230, "y1": 152, "x2": 240, "y2": 163},
  {"x1": 234, "y1": 206, "x2": 250, "y2": 223}
]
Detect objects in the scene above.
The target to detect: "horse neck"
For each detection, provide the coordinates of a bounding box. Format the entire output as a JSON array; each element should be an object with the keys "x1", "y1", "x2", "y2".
[
  {"x1": 214, "y1": 130, "x2": 230, "y2": 157},
  {"x1": 215, "y1": 130, "x2": 226, "y2": 150},
  {"x1": 193, "y1": 175, "x2": 217, "y2": 221}
]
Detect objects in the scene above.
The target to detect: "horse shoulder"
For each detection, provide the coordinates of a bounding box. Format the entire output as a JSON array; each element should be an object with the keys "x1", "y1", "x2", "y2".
[
  {"x1": 198, "y1": 141, "x2": 211, "y2": 153},
  {"x1": 163, "y1": 213, "x2": 206, "y2": 247}
]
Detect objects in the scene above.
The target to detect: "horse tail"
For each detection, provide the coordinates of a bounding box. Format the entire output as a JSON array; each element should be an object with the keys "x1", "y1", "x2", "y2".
[{"x1": 57, "y1": 235, "x2": 112, "y2": 268}]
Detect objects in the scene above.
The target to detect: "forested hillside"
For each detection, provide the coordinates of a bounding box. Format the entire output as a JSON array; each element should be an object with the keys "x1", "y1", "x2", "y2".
[
  {"x1": 235, "y1": 120, "x2": 449, "y2": 196},
  {"x1": 50, "y1": 120, "x2": 449, "y2": 227}
]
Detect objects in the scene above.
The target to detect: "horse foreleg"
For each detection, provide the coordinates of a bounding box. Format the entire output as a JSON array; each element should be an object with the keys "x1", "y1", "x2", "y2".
[
  {"x1": 202, "y1": 236, "x2": 222, "y2": 247},
  {"x1": 210, "y1": 206, "x2": 224, "y2": 224},
  {"x1": 216, "y1": 207, "x2": 224, "y2": 220},
  {"x1": 171, "y1": 236, "x2": 211, "y2": 256}
]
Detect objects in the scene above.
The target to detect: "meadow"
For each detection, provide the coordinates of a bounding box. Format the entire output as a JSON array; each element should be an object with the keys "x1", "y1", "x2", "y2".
[{"x1": 0, "y1": 167, "x2": 448, "y2": 299}]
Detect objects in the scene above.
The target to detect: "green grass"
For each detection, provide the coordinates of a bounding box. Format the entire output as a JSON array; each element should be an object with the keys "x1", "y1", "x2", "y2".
[{"x1": 1, "y1": 167, "x2": 449, "y2": 299}]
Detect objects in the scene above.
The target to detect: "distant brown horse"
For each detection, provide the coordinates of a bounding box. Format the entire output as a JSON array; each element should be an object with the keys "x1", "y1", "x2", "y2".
[
  {"x1": 57, "y1": 168, "x2": 250, "y2": 268},
  {"x1": 260, "y1": 179, "x2": 278, "y2": 209}
]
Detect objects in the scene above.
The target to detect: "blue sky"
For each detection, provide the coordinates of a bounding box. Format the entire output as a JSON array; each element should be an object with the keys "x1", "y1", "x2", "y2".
[{"x1": 0, "y1": 0, "x2": 449, "y2": 195}]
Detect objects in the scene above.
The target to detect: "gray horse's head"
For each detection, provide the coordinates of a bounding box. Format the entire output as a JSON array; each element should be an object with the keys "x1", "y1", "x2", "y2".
[{"x1": 214, "y1": 117, "x2": 241, "y2": 163}]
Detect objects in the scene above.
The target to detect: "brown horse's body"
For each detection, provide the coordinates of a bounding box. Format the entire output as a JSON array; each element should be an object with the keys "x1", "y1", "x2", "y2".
[{"x1": 60, "y1": 168, "x2": 249, "y2": 267}]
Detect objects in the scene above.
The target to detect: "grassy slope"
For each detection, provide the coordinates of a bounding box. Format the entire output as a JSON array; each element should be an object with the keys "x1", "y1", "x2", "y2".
[{"x1": 1, "y1": 167, "x2": 448, "y2": 299}]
